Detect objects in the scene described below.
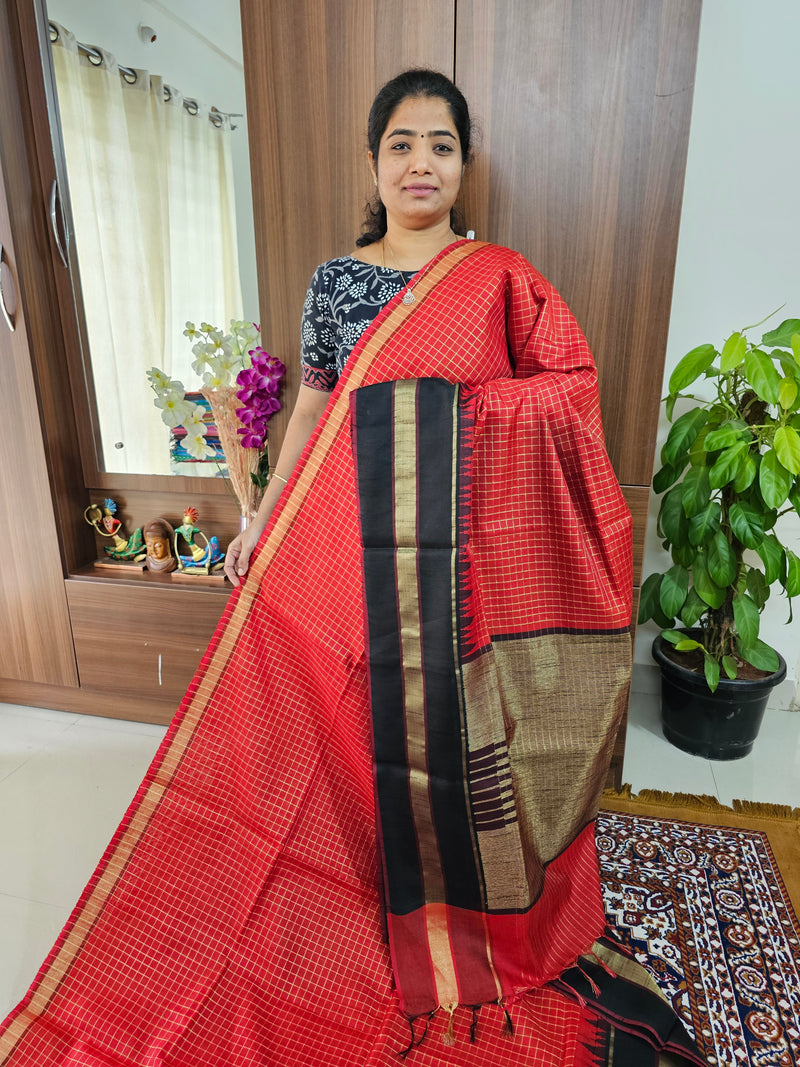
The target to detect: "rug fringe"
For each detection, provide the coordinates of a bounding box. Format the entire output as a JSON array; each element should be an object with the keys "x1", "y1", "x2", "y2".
[{"x1": 603, "y1": 785, "x2": 800, "y2": 822}]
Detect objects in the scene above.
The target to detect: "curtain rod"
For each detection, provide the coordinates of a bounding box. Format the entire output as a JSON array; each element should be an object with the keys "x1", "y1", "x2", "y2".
[{"x1": 48, "y1": 22, "x2": 242, "y2": 130}]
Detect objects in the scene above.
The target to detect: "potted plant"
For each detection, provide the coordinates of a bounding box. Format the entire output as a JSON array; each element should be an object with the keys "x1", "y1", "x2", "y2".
[{"x1": 638, "y1": 314, "x2": 800, "y2": 758}]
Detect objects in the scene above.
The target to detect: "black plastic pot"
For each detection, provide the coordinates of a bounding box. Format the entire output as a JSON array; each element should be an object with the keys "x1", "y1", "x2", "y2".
[{"x1": 651, "y1": 634, "x2": 787, "y2": 760}]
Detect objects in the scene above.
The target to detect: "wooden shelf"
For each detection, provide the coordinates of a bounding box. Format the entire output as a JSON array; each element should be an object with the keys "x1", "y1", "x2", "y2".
[{"x1": 69, "y1": 563, "x2": 231, "y2": 594}]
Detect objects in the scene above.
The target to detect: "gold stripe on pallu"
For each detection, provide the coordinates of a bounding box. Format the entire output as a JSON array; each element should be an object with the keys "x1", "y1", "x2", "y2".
[
  {"x1": 391, "y1": 380, "x2": 462, "y2": 1011},
  {"x1": 392, "y1": 381, "x2": 445, "y2": 904},
  {"x1": 424, "y1": 903, "x2": 460, "y2": 1011},
  {"x1": 0, "y1": 244, "x2": 487, "y2": 1056}
]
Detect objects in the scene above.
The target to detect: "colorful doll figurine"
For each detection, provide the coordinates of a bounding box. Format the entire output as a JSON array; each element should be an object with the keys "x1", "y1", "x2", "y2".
[
  {"x1": 173, "y1": 507, "x2": 224, "y2": 574},
  {"x1": 83, "y1": 498, "x2": 146, "y2": 561},
  {"x1": 143, "y1": 517, "x2": 177, "y2": 573}
]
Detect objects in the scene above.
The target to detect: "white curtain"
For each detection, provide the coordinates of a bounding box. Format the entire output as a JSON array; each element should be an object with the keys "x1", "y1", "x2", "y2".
[{"x1": 51, "y1": 24, "x2": 244, "y2": 475}]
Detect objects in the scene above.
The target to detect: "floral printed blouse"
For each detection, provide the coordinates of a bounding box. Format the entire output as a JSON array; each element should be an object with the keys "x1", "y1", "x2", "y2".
[{"x1": 300, "y1": 256, "x2": 416, "y2": 391}]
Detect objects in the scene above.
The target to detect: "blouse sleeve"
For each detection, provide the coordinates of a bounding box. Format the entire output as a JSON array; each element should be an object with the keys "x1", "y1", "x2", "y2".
[{"x1": 300, "y1": 265, "x2": 338, "y2": 392}]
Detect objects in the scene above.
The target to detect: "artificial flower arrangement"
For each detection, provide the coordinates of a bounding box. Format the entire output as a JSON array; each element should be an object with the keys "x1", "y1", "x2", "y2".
[{"x1": 148, "y1": 320, "x2": 285, "y2": 519}]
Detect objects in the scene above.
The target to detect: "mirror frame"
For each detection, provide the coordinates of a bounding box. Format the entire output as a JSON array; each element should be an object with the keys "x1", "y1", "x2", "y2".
[{"x1": 32, "y1": 0, "x2": 256, "y2": 496}]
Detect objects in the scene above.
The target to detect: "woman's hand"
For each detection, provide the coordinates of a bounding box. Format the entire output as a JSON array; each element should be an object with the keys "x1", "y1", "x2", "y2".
[{"x1": 224, "y1": 523, "x2": 262, "y2": 587}]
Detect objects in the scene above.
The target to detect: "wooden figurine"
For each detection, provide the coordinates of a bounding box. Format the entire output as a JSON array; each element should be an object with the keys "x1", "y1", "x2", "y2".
[{"x1": 143, "y1": 517, "x2": 177, "y2": 573}]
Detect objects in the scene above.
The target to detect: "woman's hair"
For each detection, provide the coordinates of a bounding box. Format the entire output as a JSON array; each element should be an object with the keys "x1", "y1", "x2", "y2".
[{"x1": 356, "y1": 69, "x2": 473, "y2": 247}]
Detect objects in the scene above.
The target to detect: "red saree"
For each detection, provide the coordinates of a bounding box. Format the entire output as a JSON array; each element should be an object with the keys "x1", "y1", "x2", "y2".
[{"x1": 0, "y1": 242, "x2": 702, "y2": 1066}]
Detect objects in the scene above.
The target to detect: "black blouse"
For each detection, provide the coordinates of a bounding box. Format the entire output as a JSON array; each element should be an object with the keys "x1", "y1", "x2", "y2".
[{"x1": 300, "y1": 256, "x2": 416, "y2": 391}]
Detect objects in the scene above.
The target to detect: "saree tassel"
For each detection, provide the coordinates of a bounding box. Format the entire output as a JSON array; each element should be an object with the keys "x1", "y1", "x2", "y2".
[
  {"x1": 469, "y1": 1005, "x2": 480, "y2": 1044},
  {"x1": 398, "y1": 1017, "x2": 416, "y2": 1059},
  {"x1": 415, "y1": 1012, "x2": 435, "y2": 1050},
  {"x1": 589, "y1": 950, "x2": 617, "y2": 978},
  {"x1": 576, "y1": 962, "x2": 602, "y2": 997},
  {"x1": 398, "y1": 1012, "x2": 436, "y2": 1058},
  {"x1": 441, "y1": 1006, "x2": 457, "y2": 1047}
]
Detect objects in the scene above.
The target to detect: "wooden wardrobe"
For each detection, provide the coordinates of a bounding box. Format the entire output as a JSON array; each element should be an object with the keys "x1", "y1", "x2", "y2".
[{"x1": 0, "y1": 0, "x2": 701, "y2": 786}]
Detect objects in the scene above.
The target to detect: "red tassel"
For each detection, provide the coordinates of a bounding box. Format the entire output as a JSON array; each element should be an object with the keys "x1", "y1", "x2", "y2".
[
  {"x1": 576, "y1": 962, "x2": 602, "y2": 997},
  {"x1": 589, "y1": 950, "x2": 617, "y2": 978}
]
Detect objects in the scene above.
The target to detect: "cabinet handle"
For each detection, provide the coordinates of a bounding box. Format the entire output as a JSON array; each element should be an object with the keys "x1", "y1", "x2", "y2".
[
  {"x1": 49, "y1": 178, "x2": 68, "y2": 268},
  {"x1": 0, "y1": 242, "x2": 15, "y2": 333}
]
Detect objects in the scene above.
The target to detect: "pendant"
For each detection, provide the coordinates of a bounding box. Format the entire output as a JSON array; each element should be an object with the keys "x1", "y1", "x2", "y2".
[{"x1": 402, "y1": 290, "x2": 416, "y2": 305}]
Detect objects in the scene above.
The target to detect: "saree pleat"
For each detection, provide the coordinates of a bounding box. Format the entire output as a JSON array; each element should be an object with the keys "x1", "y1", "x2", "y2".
[{"x1": 0, "y1": 242, "x2": 703, "y2": 1066}]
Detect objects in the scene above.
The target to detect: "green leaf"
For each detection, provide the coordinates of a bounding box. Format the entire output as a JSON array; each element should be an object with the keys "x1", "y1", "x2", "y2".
[
  {"x1": 785, "y1": 550, "x2": 800, "y2": 598},
  {"x1": 688, "y1": 426, "x2": 713, "y2": 467},
  {"x1": 675, "y1": 638, "x2": 703, "y2": 651},
  {"x1": 737, "y1": 638, "x2": 780, "y2": 673},
  {"x1": 688, "y1": 501, "x2": 721, "y2": 547},
  {"x1": 660, "y1": 564, "x2": 689, "y2": 618},
  {"x1": 762, "y1": 318, "x2": 800, "y2": 348},
  {"x1": 733, "y1": 452, "x2": 758, "y2": 492},
  {"x1": 707, "y1": 530, "x2": 737, "y2": 587},
  {"x1": 758, "y1": 448, "x2": 792, "y2": 508},
  {"x1": 703, "y1": 652, "x2": 720, "y2": 692},
  {"x1": 719, "y1": 331, "x2": 747, "y2": 372},
  {"x1": 692, "y1": 551, "x2": 726, "y2": 609},
  {"x1": 746, "y1": 567, "x2": 769, "y2": 609},
  {"x1": 662, "y1": 409, "x2": 708, "y2": 467},
  {"x1": 792, "y1": 333, "x2": 800, "y2": 362},
  {"x1": 779, "y1": 377, "x2": 799, "y2": 411},
  {"x1": 777, "y1": 352, "x2": 800, "y2": 381},
  {"x1": 637, "y1": 573, "x2": 662, "y2": 624},
  {"x1": 733, "y1": 592, "x2": 760, "y2": 648},
  {"x1": 709, "y1": 441, "x2": 748, "y2": 489},
  {"x1": 680, "y1": 587, "x2": 708, "y2": 628},
  {"x1": 722, "y1": 655, "x2": 738, "y2": 680},
  {"x1": 660, "y1": 629, "x2": 685, "y2": 646},
  {"x1": 774, "y1": 425, "x2": 800, "y2": 475},
  {"x1": 652, "y1": 461, "x2": 686, "y2": 494},
  {"x1": 755, "y1": 533, "x2": 784, "y2": 585},
  {"x1": 788, "y1": 479, "x2": 800, "y2": 515},
  {"x1": 703, "y1": 423, "x2": 750, "y2": 451},
  {"x1": 729, "y1": 501, "x2": 765, "y2": 549},
  {"x1": 744, "y1": 348, "x2": 781, "y2": 405},
  {"x1": 665, "y1": 393, "x2": 677, "y2": 422},
  {"x1": 669, "y1": 344, "x2": 717, "y2": 395},
  {"x1": 681, "y1": 466, "x2": 711, "y2": 518},
  {"x1": 672, "y1": 542, "x2": 697, "y2": 568},
  {"x1": 659, "y1": 486, "x2": 689, "y2": 547}
]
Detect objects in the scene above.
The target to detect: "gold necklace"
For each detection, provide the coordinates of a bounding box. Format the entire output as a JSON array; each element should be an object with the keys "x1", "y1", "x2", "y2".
[{"x1": 380, "y1": 234, "x2": 454, "y2": 305}]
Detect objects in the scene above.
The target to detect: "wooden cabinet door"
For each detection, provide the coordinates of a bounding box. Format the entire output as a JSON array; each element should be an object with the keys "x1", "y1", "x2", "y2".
[
  {"x1": 241, "y1": 0, "x2": 456, "y2": 447},
  {"x1": 456, "y1": 0, "x2": 701, "y2": 530},
  {"x1": 0, "y1": 150, "x2": 78, "y2": 687}
]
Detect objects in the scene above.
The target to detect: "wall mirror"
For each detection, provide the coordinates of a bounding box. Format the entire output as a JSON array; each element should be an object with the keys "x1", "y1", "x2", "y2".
[{"x1": 37, "y1": 0, "x2": 258, "y2": 481}]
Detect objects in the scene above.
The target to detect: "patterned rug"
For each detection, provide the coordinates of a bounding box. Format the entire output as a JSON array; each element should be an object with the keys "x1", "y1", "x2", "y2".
[{"x1": 598, "y1": 793, "x2": 800, "y2": 1067}]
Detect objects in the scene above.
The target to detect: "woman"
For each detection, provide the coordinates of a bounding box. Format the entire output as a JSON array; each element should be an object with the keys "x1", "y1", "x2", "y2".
[
  {"x1": 1, "y1": 72, "x2": 702, "y2": 1066},
  {"x1": 224, "y1": 70, "x2": 475, "y2": 587}
]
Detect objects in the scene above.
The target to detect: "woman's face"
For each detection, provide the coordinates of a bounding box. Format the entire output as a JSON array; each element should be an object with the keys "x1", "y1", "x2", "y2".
[{"x1": 369, "y1": 95, "x2": 463, "y2": 232}]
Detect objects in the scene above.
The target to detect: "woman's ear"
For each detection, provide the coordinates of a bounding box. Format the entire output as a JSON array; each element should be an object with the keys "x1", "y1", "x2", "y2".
[{"x1": 368, "y1": 151, "x2": 378, "y2": 187}]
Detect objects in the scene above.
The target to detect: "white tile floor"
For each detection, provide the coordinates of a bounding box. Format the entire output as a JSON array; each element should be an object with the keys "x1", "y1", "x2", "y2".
[{"x1": 0, "y1": 691, "x2": 798, "y2": 1023}]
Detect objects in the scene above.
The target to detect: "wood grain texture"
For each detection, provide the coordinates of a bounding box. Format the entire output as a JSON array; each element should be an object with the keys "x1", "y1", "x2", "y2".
[
  {"x1": 0, "y1": 4, "x2": 78, "y2": 687},
  {"x1": 241, "y1": 0, "x2": 454, "y2": 448},
  {"x1": 456, "y1": 0, "x2": 701, "y2": 486},
  {"x1": 1, "y1": 0, "x2": 95, "y2": 576},
  {"x1": 66, "y1": 580, "x2": 227, "y2": 705},
  {"x1": 0, "y1": 676, "x2": 180, "y2": 724}
]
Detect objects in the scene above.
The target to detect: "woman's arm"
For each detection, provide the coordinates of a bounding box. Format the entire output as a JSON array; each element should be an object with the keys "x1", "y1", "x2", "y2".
[{"x1": 224, "y1": 383, "x2": 330, "y2": 585}]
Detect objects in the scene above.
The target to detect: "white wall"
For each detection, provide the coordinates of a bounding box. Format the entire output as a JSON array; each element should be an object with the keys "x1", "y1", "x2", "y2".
[
  {"x1": 635, "y1": 0, "x2": 800, "y2": 709},
  {"x1": 45, "y1": 0, "x2": 258, "y2": 322}
]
